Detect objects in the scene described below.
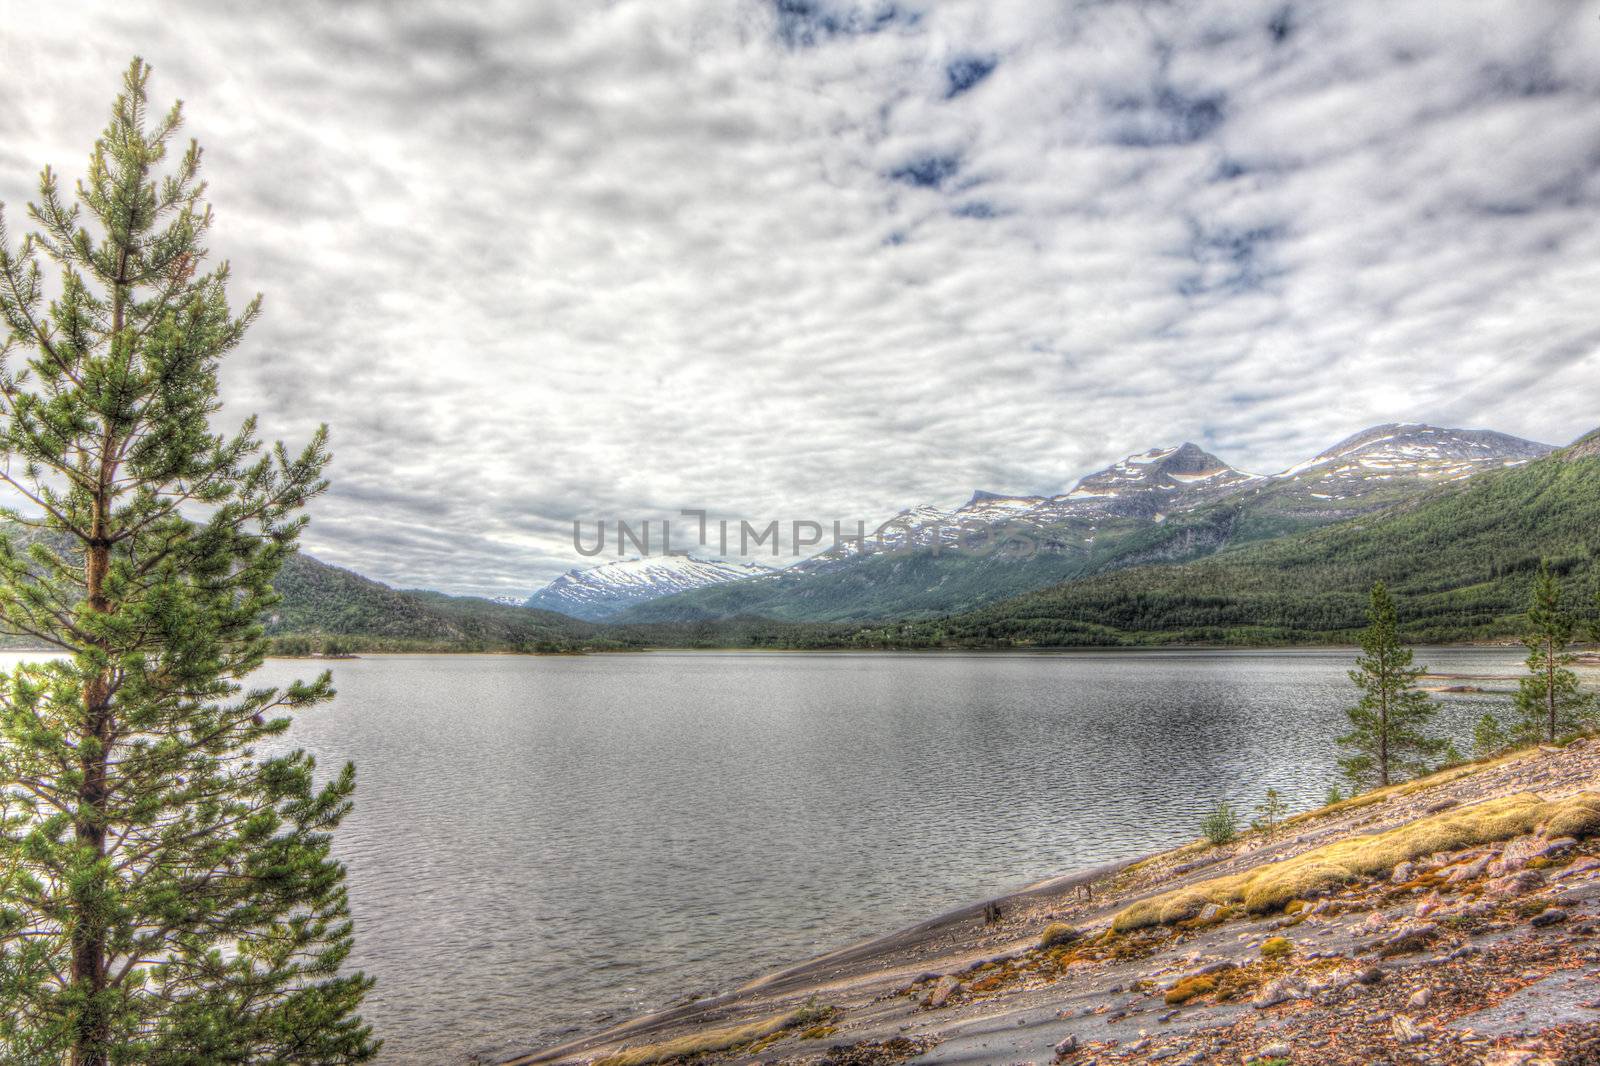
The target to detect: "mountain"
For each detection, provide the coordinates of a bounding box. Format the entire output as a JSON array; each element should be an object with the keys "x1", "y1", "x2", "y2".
[
  {"x1": 524, "y1": 555, "x2": 773, "y2": 621},
  {"x1": 1284, "y1": 423, "x2": 1551, "y2": 480},
  {"x1": 1042, "y1": 441, "x2": 1262, "y2": 520},
  {"x1": 1254, "y1": 424, "x2": 1553, "y2": 518},
  {"x1": 617, "y1": 425, "x2": 1550, "y2": 625},
  {"x1": 875, "y1": 429, "x2": 1599, "y2": 647},
  {"x1": 93, "y1": 420, "x2": 1558, "y2": 652}
]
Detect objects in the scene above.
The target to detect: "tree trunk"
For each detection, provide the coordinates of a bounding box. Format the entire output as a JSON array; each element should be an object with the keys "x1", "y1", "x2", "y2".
[
  {"x1": 71, "y1": 261, "x2": 124, "y2": 1066},
  {"x1": 1378, "y1": 648, "x2": 1390, "y2": 787},
  {"x1": 70, "y1": 538, "x2": 113, "y2": 1066},
  {"x1": 1547, "y1": 634, "x2": 1557, "y2": 742}
]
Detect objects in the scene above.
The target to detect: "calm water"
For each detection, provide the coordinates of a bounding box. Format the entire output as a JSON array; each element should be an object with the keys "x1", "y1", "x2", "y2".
[
  {"x1": 256, "y1": 647, "x2": 1534, "y2": 1063},
  {"x1": 0, "y1": 648, "x2": 1534, "y2": 1062}
]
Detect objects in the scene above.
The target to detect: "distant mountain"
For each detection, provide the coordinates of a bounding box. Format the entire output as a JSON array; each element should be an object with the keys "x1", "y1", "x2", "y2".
[
  {"x1": 264, "y1": 553, "x2": 601, "y2": 652},
  {"x1": 1258, "y1": 424, "x2": 1552, "y2": 515},
  {"x1": 1285, "y1": 423, "x2": 1551, "y2": 478},
  {"x1": 525, "y1": 555, "x2": 773, "y2": 621},
  {"x1": 806, "y1": 442, "x2": 1258, "y2": 564},
  {"x1": 182, "y1": 421, "x2": 1564, "y2": 651},
  {"x1": 618, "y1": 424, "x2": 1552, "y2": 625},
  {"x1": 877, "y1": 427, "x2": 1599, "y2": 647}
]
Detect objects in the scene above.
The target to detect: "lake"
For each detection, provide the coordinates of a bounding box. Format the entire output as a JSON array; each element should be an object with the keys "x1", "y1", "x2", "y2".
[{"x1": 0, "y1": 647, "x2": 1535, "y2": 1062}]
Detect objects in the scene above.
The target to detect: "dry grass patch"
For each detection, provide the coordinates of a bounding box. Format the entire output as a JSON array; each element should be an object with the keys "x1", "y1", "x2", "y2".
[
  {"x1": 1114, "y1": 791, "x2": 1600, "y2": 932},
  {"x1": 1542, "y1": 792, "x2": 1600, "y2": 838},
  {"x1": 596, "y1": 1009, "x2": 806, "y2": 1066},
  {"x1": 1282, "y1": 751, "x2": 1533, "y2": 827}
]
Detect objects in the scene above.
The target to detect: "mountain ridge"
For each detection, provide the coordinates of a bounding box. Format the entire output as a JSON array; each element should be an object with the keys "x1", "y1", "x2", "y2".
[{"x1": 607, "y1": 423, "x2": 1552, "y2": 625}]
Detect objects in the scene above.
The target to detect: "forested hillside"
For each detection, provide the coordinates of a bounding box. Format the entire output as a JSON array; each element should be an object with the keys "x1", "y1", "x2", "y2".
[
  {"x1": 871, "y1": 438, "x2": 1600, "y2": 647},
  {"x1": 265, "y1": 554, "x2": 606, "y2": 652}
]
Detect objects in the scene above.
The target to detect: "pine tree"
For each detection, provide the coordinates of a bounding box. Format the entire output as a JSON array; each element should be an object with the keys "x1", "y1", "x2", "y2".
[
  {"x1": 1251, "y1": 788, "x2": 1288, "y2": 839},
  {"x1": 1511, "y1": 562, "x2": 1593, "y2": 744},
  {"x1": 1337, "y1": 581, "x2": 1444, "y2": 790},
  {"x1": 0, "y1": 60, "x2": 376, "y2": 1064}
]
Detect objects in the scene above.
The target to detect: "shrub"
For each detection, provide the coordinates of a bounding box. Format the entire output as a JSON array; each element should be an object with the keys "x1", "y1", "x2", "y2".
[
  {"x1": 1201, "y1": 800, "x2": 1240, "y2": 845},
  {"x1": 1038, "y1": 923, "x2": 1080, "y2": 949},
  {"x1": 1164, "y1": 975, "x2": 1216, "y2": 1004},
  {"x1": 791, "y1": 996, "x2": 833, "y2": 1027},
  {"x1": 1324, "y1": 783, "x2": 1345, "y2": 806},
  {"x1": 1260, "y1": 937, "x2": 1292, "y2": 960}
]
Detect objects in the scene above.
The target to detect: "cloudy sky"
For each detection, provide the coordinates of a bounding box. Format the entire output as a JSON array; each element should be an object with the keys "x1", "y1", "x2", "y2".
[{"x1": 2, "y1": 1, "x2": 1598, "y2": 597}]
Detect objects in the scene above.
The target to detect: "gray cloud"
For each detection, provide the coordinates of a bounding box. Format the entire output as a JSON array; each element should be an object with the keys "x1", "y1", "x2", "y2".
[{"x1": 1, "y1": 0, "x2": 1597, "y2": 597}]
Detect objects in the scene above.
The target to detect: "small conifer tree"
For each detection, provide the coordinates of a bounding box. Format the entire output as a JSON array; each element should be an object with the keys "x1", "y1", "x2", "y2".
[
  {"x1": 1512, "y1": 562, "x2": 1594, "y2": 744},
  {"x1": 1337, "y1": 581, "x2": 1444, "y2": 789},
  {"x1": 1252, "y1": 788, "x2": 1288, "y2": 839},
  {"x1": 0, "y1": 59, "x2": 375, "y2": 1064}
]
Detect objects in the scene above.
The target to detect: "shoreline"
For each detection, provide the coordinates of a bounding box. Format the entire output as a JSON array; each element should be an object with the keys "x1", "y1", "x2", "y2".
[
  {"x1": 504, "y1": 857, "x2": 1139, "y2": 1066},
  {"x1": 509, "y1": 741, "x2": 1600, "y2": 1066}
]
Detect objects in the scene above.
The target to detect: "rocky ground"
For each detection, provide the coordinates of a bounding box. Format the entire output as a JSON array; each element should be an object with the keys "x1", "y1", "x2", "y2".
[{"x1": 506, "y1": 740, "x2": 1600, "y2": 1066}]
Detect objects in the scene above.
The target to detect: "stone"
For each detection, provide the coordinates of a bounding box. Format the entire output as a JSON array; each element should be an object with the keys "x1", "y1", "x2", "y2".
[
  {"x1": 1408, "y1": 986, "x2": 1433, "y2": 1009},
  {"x1": 1485, "y1": 1051, "x2": 1538, "y2": 1066},
  {"x1": 1254, "y1": 978, "x2": 1306, "y2": 1009},
  {"x1": 1530, "y1": 907, "x2": 1568, "y2": 928},
  {"x1": 925, "y1": 975, "x2": 960, "y2": 1008},
  {"x1": 1391, "y1": 1015, "x2": 1423, "y2": 1044},
  {"x1": 1052, "y1": 1033, "x2": 1078, "y2": 1061},
  {"x1": 1374, "y1": 922, "x2": 1441, "y2": 958},
  {"x1": 1355, "y1": 966, "x2": 1385, "y2": 985},
  {"x1": 1254, "y1": 1041, "x2": 1292, "y2": 1060},
  {"x1": 1447, "y1": 855, "x2": 1492, "y2": 883},
  {"x1": 1495, "y1": 835, "x2": 1577, "y2": 875},
  {"x1": 1568, "y1": 857, "x2": 1600, "y2": 876},
  {"x1": 1391, "y1": 861, "x2": 1417, "y2": 884},
  {"x1": 1162, "y1": 960, "x2": 1235, "y2": 988},
  {"x1": 1486, "y1": 870, "x2": 1546, "y2": 897}
]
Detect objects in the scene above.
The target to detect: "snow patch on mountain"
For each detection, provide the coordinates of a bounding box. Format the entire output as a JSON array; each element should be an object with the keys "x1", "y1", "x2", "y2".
[
  {"x1": 525, "y1": 555, "x2": 773, "y2": 621},
  {"x1": 1274, "y1": 424, "x2": 1552, "y2": 486}
]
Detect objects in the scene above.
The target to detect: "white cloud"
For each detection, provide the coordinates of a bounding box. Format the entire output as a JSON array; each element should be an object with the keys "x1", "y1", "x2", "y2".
[{"x1": 1, "y1": 0, "x2": 1597, "y2": 596}]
